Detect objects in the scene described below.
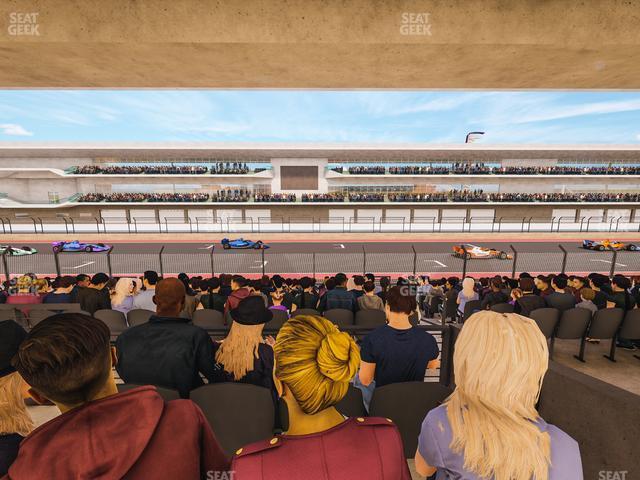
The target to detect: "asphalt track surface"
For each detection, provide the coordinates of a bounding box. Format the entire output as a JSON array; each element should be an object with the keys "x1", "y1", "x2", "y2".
[{"x1": 4, "y1": 240, "x2": 640, "y2": 278}]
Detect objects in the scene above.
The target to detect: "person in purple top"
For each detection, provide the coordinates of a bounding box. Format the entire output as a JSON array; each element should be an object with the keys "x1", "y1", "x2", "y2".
[{"x1": 416, "y1": 311, "x2": 583, "y2": 480}]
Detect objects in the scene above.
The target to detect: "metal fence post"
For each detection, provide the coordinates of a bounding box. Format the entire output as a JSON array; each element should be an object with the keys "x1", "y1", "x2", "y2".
[
  {"x1": 362, "y1": 245, "x2": 366, "y2": 275},
  {"x1": 261, "y1": 247, "x2": 266, "y2": 276},
  {"x1": 2, "y1": 252, "x2": 9, "y2": 282},
  {"x1": 107, "y1": 246, "x2": 114, "y2": 278},
  {"x1": 53, "y1": 249, "x2": 61, "y2": 277},
  {"x1": 558, "y1": 244, "x2": 567, "y2": 274},
  {"x1": 210, "y1": 246, "x2": 215, "y2": 276},
  {"x1": 610, "y1": 250, "x2": 617, "y2": 278},
  {"x1": 158, "y1": 246, "x2": 165, "y2": 278},
  {"x1": 461, "y1": 244, "x2": 468, "y2": 278},
  {"x1": 312, "y1": 252, "x2": 316, "y2": 280},
  {"x1": 510, "y1": 244, "x2": 518, "y2": 278},
  {"x1": 411, "y1": 245, "x2": 417, "y2": 276}
]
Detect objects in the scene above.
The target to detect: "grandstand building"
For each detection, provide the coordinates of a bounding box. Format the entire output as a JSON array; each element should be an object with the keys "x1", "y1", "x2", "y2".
[{"x1": 1, "y1": 143, "x2": 639, "y2": 227}]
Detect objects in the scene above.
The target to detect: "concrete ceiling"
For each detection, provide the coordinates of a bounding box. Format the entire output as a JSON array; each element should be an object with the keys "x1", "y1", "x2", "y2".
[{"x1": 1, "y1": 0, "x2": 639, "y2": 89}]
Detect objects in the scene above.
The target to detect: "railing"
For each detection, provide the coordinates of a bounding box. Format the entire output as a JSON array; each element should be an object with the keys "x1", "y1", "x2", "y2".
[
  {"x1": 0, "y1": 215, "x2": 638, "y2": 234},
  {"x1": 3, "y1": 242, "x2": 638, "y2": 280}
]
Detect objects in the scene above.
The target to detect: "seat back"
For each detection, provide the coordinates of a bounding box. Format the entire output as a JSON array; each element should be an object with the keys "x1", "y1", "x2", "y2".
[
  {"x1": 619, "y1": 309, "x2": 640, "y2": 340},
  {"x1": 369, "y1": 382, "x2": 452, "y2": 458},
  {"x1": 127, "y1": 308, "x2": 154, "y2": 327},
  {"x1": 529, "y1": 308, "x2": 561, "y2": 339},
  {"x1": 94, "y1": 309, "x2": 128, "y2": 334},
  {"x1": 323, "y1": 308, "x2": 354, "y2": 327},
  {"x1": 490, "y1": 302, "x2": 515, "y2": 314},
  {"x1": 265, "y1": 309, "x2": 288, "y2": 329},
  {"x1": 355, "y1": 309, "x2": 387, "y2": 328},
  {"x1": 588, "y1": 308, "x2": 625, "y2": 339},
  {"x1": 116, "y1": 383, "x2": 180, "y2": 401},
  {"x1": 556, "y1": 308, "x2": 591, "y2": 339},
  {"x1": 442, "y1": 294, "x2": 458, "y2": 321},
  {"x1": 27, "y1": 309, "x2": 58, "y2": 328},
  {"x1": 190, "y1": 383, "x2": 275, "y2": 457},
  {"x1": 192, "y1": 309, "x2": 225, "y2": 329},
  {"x1": 291, "y1": 308, "x2": 320, "y2": 317},
  {"x1": 462, "y1": 300, "x2": 482, "y2": 321}
]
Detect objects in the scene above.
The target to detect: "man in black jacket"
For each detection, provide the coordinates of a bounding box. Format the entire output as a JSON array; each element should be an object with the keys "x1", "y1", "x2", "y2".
[
  {"x1": 115, "y1": 278, "x2": 218, "y2": 398},
  {"x1": 76, "y1": 273, "x2": 110, "y2": 315},
  {"x1": 514, "y1": 277, "x2": 546, "y2": 317}
]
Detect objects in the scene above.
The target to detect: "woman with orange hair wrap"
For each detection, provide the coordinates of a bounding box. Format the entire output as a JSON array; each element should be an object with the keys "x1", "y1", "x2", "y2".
[{"x1": 231, "y1": 315, "x2": 411, "y2": 479}]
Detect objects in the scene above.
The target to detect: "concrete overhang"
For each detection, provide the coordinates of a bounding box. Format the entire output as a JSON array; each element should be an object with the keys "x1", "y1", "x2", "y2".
[{"x1": 1, "y1": 0, "x2": 639, "y2": 89}]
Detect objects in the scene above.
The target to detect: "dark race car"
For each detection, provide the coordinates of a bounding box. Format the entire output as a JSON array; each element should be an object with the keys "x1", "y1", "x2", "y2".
[
  {"x1": 221, "y1": 238, "x2": 269, "y2": 250},
  {"x1": 0, "y1": 245, "x2": 37, "y2": 256},
  {"x1": 52, "y1": 240, "x2": 111, "y2": 253},
  {"x1": 582, "y1": 239, "x2": 638, "y2": 251}
]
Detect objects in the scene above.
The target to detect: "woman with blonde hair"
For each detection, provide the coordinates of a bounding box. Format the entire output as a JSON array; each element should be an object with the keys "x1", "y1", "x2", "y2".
[
  {"x1": 110, "y1": 277, "x2": 137, "y2": 315},
  {"x1": 211, "y1": 296, "x2": 275, "y2": 390},
  {"x1": 0, "y1": 321, "x2": 34, "y2": 476},
  {"x1": 456, "y1": 276, "x2": 478, "y2": 316},
  {"x1": 415, "y1": 311, "x2": 582, "y2": 480},
  {"x1": 232, "y1": 314, "x2": 411, "y2": 479}
]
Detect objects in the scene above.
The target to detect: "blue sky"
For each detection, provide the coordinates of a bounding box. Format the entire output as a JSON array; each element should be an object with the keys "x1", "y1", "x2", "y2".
[{"x1": 0, "y1": 90, "x2": 639, "y2": 144}]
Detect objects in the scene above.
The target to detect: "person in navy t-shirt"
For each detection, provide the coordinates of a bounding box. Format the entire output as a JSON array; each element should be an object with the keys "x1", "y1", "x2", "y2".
[{"x1": 359, "y1": 286, "x2": 439, "y2": 389}]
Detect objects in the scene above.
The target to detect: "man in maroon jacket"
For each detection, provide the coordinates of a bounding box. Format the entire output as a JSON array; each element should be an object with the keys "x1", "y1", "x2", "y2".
[{"x1": 5, "y1": 313, "x2": 229, "y2": 479}]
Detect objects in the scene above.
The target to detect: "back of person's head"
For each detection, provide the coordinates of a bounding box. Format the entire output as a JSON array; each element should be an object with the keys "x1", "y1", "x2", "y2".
[
  {"x1": 75, "y1": 274, "x2": 90, "y2": 285},
  {"x1": 447, "y1": 311, "x2": 550, "y2": 480},
  {"x1": 112, "y1": 277, "x2": 135, "y2": 306},
  {"x1": 591, "y1": 273, "x2": 610, "y2": 289},
  {"x1": 519, "y1": 272, "x2": 532, "y2": 279},
  {"x1": 353, "y1": 275, "x2": 365, "y2": 287},
  {"x1": 535, "y1": 274, "x2": 550, "y2": 287},
  {"x1": 365, "y1": 273, "x2": 375, "y2": 283},
  {"x1": 580, "y1": 287, "x2": 595, "y2": 301},
  {"x1": 386, "y1": 286, "x2": 417, "y2": 315},
  {"x1": 447, "y1": 276, "x2": 459, "y2": 288},
  {"x1": 519, "y1": 277, "x2": 535, "y2": 292},
  {"x1": 363, "y1": 281, "x2": 375, "y2": 293},
  {"x1": 57, "y1": 276, "x2": 75, "y2": 289},
  {"x1": 91, "y1": 273, "x2": 109, "y2": 286},
  {"x1": 612, "y1": 274, "x2": 631, "y2": 290},
  {"x1": 13, "y1": 314, "x2": 112, "y2": 407},
  {"x1": 231, "y1": 275, "x2": 247, "y2": 289},
  {"x1": 334, "y1": 273, "x2": 347, "y2": 287},
  {"x1": 490, "y1": 277, "x2": 503, "y2": 291},
  {"x1": 379, "y1": 276, "x2": 391, "y2": 289},
  {"x1": 325, "y1": 278, "x2": 336, "y2": 291},
  {"x1": 299, "y1": 276, "x2": 314, "y2": 290},
  {"x1": 143, "y1": 270, "x2": 159, "y2": 286},
  {"x1": 462, "y1": 277, "x2": 475, "y2": 293},
  {"x1": 274, "y1": 315, "x2": 359, "y2": 414},
  {"x1": 272, "y1": 276, "x2": 285, "y2": 289},
  {"x1": 153, "y1": 278, "x2": 186, "y2": 315},
  {"x1": 552, "y1": 275, "x2": 568, "y2": 290},
  {"x1": 208, "y1": 277, "x2": 221, "y2": 291}
]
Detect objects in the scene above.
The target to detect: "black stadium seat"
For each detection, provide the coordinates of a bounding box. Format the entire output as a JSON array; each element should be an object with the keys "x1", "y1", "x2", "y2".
[
  {"x1": 354, "y1": 309, "x2": 386, "y2": 328},
  {"x1": 192, "y1": 309, "x2": 225, "y2": 329},
  {"x1": 116, "y1": 383, "x2": 180, "y2": 401},
  {"x1": 27, "y1": 309, "x2": 59, "y2": 328},
  {"x1": 369, "y1": 381, "x2": 452, "y2": 458},
  {"x1": 462, "y1": 299, "x2": 482, "y2": 321},
  {"x1": 265, "y1": 309, "x2": 288, "y2": 329},
  {"x1": 576, "y1": 308, "x2": 625, "y2": 363},
  {"x1": 553, "y1": 308, "x2": 592, "y2": 357},
  {"x1": 607, "y1": 309, "x2": 640, "y2": 362},
  {"x1": 94, "y1": 309, "x2": 128, "y2": 335},
  {"x1": 291, "y1": 308, "x2": 320, "y2": 317},
  {"x1": 490, "y1": 303, "x2": 515, "y2": 314},
  {"x1": 190, "y1": 383, "x2": 275, "y2": 457},
  {"x1": 323, "y1": 308, "x2": 354, "y2": 327},
  {"x1": 529, "y1": 308, "x2": 561, "y2": 340},
  {"x1": 127, "y1": 308, "x2": 154, "y2": 327}
]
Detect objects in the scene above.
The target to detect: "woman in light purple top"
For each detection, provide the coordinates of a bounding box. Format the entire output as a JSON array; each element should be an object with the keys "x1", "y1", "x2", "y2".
[
  {"x1": 415, "y1": 311, "x2": 583, "y2": 480},
  {"x1": 110, "y1": 278, "x2": 137, "y2": 316}
]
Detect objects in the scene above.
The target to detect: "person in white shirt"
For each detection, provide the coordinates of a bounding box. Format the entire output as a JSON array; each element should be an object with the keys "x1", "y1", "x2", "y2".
[{"x1": 132, "y1": 271, "x2": 159, "y2": 312}]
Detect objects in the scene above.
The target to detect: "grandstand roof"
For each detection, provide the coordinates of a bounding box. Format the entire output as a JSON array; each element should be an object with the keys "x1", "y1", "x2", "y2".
[{"x1": 1, "y1": 143, "x2": 640, "y2": 162}]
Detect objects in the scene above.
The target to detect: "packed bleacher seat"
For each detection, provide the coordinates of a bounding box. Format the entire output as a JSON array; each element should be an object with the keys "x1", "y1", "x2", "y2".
[
  {"x1": 254, "y1": 193, "x2": 296, "y2": 203},
  {"x1": 73, "y1": 162, "x2": 257, "y2": 175}
]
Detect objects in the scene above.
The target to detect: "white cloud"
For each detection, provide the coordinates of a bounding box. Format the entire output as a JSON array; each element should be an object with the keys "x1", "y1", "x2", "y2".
[
  {"x1": 0, "y1": 123, "x2": 33, "y2": 136},
  {"x1": 514, "y1": 98, "x2": 640, "y2": 124}
]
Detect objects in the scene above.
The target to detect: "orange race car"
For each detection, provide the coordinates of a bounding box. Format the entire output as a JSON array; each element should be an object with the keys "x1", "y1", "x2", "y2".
[
  {"x1": 582, "y1": 239, "x2": 638, "y2": 251},
  {"x1": 452, "y1": 244, "x2": 512, "y2": 260}
]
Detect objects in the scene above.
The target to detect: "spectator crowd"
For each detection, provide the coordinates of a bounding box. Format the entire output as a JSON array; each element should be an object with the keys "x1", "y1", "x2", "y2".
[
  {"x1": 74, "y1": 162, "x2": 258, "y2": 175},
  {"x1": 5, "y1": 266, "x2": 636, "y2": 478}
]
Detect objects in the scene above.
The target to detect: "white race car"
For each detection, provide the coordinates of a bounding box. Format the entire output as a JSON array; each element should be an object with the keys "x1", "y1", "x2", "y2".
[{"x1": 0, "y1": 245, "x2": 38, "y2": 256}]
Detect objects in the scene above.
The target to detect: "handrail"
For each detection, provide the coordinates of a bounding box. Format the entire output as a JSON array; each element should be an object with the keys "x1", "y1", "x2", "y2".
[{"x1": 0, "y1": 217, "x2": 12, "y2": 234}]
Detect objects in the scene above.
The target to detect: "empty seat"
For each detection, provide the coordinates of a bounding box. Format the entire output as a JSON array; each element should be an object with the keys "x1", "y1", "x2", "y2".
[
  {"x1": 265, "y1": 309, "x2": 288, "y2": 330},
  {"x1": 607, "y1": 309, "x2": 640, "y2": 362},
  {"x1": 575, "y1": 308, "x2": 625, "y2": 362},
  {"x1": 192, "y1": 309, "x2": 225, "y2": 329},
  {"x1": 369, "y1": 381, "x2": 452, "y2": 458},
  {"x1": 291, "y1": 308, "x2": 320, "y2": 317},
  {"x1": 355, "y1": 309, "x2": 387, "y2": 328},
  {"x1": 190, "y1": 383, "x2": 275, "y2": 457},
  {"x1": 323, "y1": 308, "x2": 354, "y2": 327},
  {"x1": 530, "y1": 308, "x2": 561, "y2": 339},
  {"x1": 462, "y1": 299, "x2": 482, "y2": 321},
  {"x1": 127, "y1": 308, "x2": 154, "y2": 327},
  {"x1": 116, "y1": 383, "x2": 180, "y2": 401},
  {"x1": 27, "y1": 309, "x2": 58, "y2": 328},
  {"x1": 490, "y1": 303, "x2": 515, "y2": 314},
  {"x1": 94, "y1": 309, "x2": 128, "y2": 335}
]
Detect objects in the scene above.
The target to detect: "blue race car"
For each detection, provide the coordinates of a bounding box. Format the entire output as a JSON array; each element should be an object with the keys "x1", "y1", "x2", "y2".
[
  {"x1": 52, "y1": 240, "x2": 111, "y2": 253},
  {"x1": 221, "y1": 238, "x2": 269, "y2": 250}
]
